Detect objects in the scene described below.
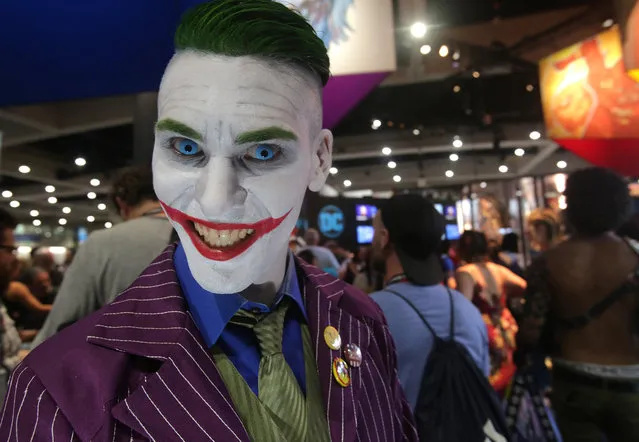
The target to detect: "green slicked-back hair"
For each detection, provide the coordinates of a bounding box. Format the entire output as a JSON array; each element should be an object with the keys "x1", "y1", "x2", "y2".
[{"x1": 174, "y1": 0, "x2": 330, "y2": 86}]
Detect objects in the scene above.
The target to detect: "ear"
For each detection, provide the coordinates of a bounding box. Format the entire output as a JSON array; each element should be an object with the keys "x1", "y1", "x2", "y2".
[{"x1": 308, "y1": 129, "x2": 333, "y2": 192}]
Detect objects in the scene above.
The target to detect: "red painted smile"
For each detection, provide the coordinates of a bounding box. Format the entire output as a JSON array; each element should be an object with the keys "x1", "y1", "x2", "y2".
[{"x1": 161, "y1": 202, "x2": 291, "y2": 262}]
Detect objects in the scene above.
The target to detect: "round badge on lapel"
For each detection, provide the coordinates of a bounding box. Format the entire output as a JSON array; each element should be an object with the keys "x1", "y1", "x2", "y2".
[
  {"x1": 332, "y1": 357, "x2": 351, "y2": 387},
  {"x1": 323, "y1": 326, "x2": 342, "y2": 350},
  {"x1": 343, "y1": 343, "x2": 362, "y2": 368}
]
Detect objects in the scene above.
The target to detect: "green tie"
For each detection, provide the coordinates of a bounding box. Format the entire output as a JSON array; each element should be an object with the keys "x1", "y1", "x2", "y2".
[{"x1": 231, "y1": 299, "x2": 307, "y2": 441}]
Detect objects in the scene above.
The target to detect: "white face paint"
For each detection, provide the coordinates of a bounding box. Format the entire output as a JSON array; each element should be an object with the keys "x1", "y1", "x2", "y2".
[{"x1": 153, "y1": 51, "x2": 332, "y2": 294}]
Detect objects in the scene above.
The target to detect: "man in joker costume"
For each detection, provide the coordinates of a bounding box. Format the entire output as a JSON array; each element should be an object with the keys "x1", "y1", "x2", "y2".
[{"x1": 0, "y1": 1, "x2": 417, "y2": 440}]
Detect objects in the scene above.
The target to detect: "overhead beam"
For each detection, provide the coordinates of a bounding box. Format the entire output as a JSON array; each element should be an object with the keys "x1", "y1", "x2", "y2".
[{"x1": 517, "y1": 142, "x2": 560, "y2": 175}]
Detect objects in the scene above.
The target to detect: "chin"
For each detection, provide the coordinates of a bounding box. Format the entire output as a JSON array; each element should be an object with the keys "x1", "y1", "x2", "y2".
[{"x1": 166, "y1": 206, "x2": 295, "y2": 294}]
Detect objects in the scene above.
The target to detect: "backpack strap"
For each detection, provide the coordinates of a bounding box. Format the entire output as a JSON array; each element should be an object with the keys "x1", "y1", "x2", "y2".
[
  {"x1": 385, "y1": 289, "x2": 439, "y2": 339},
  {"x1": 385, "y1": 288, "x2": 457, "y2": 340}
]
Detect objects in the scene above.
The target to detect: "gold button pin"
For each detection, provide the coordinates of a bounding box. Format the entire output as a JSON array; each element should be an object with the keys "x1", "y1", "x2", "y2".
[
  {"x1": 323, "y1": 326, "x2": 342, "y2": 350},
  {"x1": 333, "y1": 357, "x2": 351, "y2": 387}
]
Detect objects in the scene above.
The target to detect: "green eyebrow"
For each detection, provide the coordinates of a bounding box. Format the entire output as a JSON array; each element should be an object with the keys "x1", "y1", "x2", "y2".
[
  {"x1": 235, "y1": 127, "x2": 298, "y2": 144},
  {"x1": 156, "y1": 118, "x2": 203, "y2": 141}
]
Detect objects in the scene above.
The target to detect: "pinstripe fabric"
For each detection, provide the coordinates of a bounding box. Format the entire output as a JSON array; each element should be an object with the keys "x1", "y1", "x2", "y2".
[{"x1": 0, "y1": 245, "x2": 418, "y2": 441}]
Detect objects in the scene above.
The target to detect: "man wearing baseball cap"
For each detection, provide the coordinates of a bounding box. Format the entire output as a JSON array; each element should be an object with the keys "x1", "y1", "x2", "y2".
[{"x1": 370, "y1": 193, "x2": 490, "y2": 410}]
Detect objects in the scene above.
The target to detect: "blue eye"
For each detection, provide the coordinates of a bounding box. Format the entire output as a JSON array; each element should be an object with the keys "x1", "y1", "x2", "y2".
[
  {"x1": 246, "y1": 144, "x2": 281, "y2": 162},
  {"x1": 172, "y1": 138, "x2": 200, "y2": 156}
]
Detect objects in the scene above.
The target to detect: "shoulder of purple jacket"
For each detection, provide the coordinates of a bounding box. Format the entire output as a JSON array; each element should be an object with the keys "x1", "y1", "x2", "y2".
[{"x1": 297, "y1": 256, "x2": 387, "y2": 325}]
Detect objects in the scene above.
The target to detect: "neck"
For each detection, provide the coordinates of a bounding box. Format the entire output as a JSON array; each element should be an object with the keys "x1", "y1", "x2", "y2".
[
  {"x1": 383, "y1": 253, "x2": 404, "y2": 286},
  {"x1": 127, "y1": 200, "x2": 163, "y2": 220},
  {"x1": 240, "y1": 246, "x2": 289, "y2": 306}
]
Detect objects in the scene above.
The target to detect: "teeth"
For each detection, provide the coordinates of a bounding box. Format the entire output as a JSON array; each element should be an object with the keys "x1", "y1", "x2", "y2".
[{"x1": 193, "y1": 223, "x2": 255, "y2": 248}]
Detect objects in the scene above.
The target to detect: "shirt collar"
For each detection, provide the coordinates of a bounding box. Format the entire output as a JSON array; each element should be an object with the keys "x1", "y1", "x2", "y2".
[{"x1": 173, "y1": 243, "x2": 306, "y2": 348}]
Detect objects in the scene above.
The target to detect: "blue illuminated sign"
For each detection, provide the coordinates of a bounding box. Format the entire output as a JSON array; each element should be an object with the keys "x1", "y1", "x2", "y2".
[{"x1": 318, "y1": 205, "x2": 344, "y2": 239}]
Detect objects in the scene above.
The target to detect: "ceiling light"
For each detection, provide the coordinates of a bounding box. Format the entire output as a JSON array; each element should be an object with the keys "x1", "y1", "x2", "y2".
[
  {"x1": 9, "y1": 201, "x2": 20, "y2": 208},
  {"x1": 1, "y1": 191, "x2": 12, "y2": 198},
  {"x1": 557, "y1": 160, "x2": 567, "y2": 169},
  {"x1": 371, "y1": 119, "x2": 382, "y2": 130},
  {"x1": 62, "y1": 207, "x2": 71, "y2": 214},
  {"x1": 87, "y1": 192, "x2": 97, "y2": 200},
  {"x1": 343, "y1": 180, "x2": 352, "y2": 188},
  {"x1": 529, "y1": 130, "x2": 541, "y2": 140},
  {"x1": 48, "y1": 196, "x2": 57, "y2": 204},
  {"x1": 452, "y1": 51, "x2": 460, "y2": 61},
  {"x1": 445, "y1": 170, "x2": 454, "y2": 178},
  {"x1": 499, "y1": 165, "x2": 509, "y2": 173},
  {"x1": 439, "y1": 45, "x2": 449, "y2": 57},
  {"x1": 453, "y1": 85, "x2": 461, "y2": 93},
  {"x1": 59, "y1": 218, "x2": 67, "y2": 226},
  {"x1": 105, "y1": 222, "x2": 113, "y2": 229},
  {"x1": 30, "y1": 210, "x2": 39, "y2": 217},
  {"x1": 382, "y1": 147, "x2": 392, "y2": 156},
  {"x1": 97, "y1": 203, "x2": 107, "y2": 211},
  {"x1": 480, "y1": 181, "x2": 487, "y2": 189},
  {"x1": 452, "y1": 138, "x2": 463, "y2": 148},
  {"x1": 472, "y1": 71, "x2": 481, "y2": 79},
  {"x1": 75, "y1": 157, "x2": 87, "y2": 167},
  {"x1": 32, "y1": 219, "x2": 41, "y2": 227},
  {"x1": 420, "y1": 44, "x2": 431, "y2": 55},
  {"x1": 410, "y1": 22, "x2": 427, "y2": 38},
  {"x1": 393, "y1": 175, "x2": 402, "y2": 183},
  {"x1": 515, "y1": 148, "x2": 525, "y2": 157},
  {"x1": 413, "y1": 129, "x2": 421, "y2": 136},
  {"x1": 90, "y1": 178, "x2": 100, "y2": 187},
  {"x1": 18, "y1": 165, "x2": 30, "y2": 174},
  {"x1": 329, "y1": 167, "x2": 338, "y2": 175},
  {"x1": 387, "y1": 161, "x2": 397, "y2": 169},
  {"x1": 603, "y1": 19, "x2": 614, "y2": 28},
  {"x1": 526, "y1": 84, "x2": 534, "y2": 92},
  {"x1": 87, "y1": 216, "x2": 95, "y2": 223},
  {"x1": 449, "y1": 153, "x2": 459, "y2": 162},
  {"x1": 45, "y1": 185, "x2": 56, "y2": 193}
]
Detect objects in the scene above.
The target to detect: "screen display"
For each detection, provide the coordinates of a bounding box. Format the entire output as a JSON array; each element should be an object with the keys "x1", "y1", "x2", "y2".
[
  {"x1": 444, "y1": 205, "x2": 457, "y2": 220},
  {"x1": 77, "y1": 227, "x2": 89, "y2": 243},
  {"x1": 357, "y1": 225, "x2": 375, "y2": 244},
  {"x1": 434, "y1": 203, "x2": 443, "y2": 214},
  {"x1": 445, "y1": 224, "x2": 460, "y2": 240},
  {"x1": 355, "y1": 204, "x2": 378, "y2": 222}
]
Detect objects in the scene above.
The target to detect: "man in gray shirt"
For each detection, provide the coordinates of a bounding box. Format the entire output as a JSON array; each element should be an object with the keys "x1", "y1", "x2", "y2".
[{"x1": 33, "y1": 166, "x2": 174, "y2": 346}]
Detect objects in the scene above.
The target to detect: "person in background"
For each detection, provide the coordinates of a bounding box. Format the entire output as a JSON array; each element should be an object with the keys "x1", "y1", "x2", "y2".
[
  {"x1": 296, "y1": 249, "x2": 317, "y2": 267},
  {"x1": 456, "y1": 230, "x2": 526, "y2": 395},
  {"x1": 494, "y1": 232, "x2": 524, "y2": 277},
  {"x1": 518, "y1": 167, "x2": 639, "y2": 442},
  {"x1": 3, "y1": 265, "x2": 52, "y2": 338},
  {"x1": 370, "y1": 194, "x2": 490, "y2": 410},
  {"x1": 288, "y1": 235, "x2": 306, "y2": 254},
  {"x1": 301, "y1": 227, "x2": 340, "y2": 277},
  {"x1": 0, "y1": 209, "x2": 29, "y2": 386},
  {"x1": 527, "y1": 208, "x2": 560, "y2": 260},
  {"x1": 32, "y1": 165, "x2": 174, "y2": 346},
  {"x1": 439, "y1": 239, "x2": 457, "y2": 288}
]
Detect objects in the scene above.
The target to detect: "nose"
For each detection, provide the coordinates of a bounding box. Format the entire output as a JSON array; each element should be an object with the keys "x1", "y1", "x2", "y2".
[{"x1": 195, "y1": 157, "x2": 248, "y2": 219}]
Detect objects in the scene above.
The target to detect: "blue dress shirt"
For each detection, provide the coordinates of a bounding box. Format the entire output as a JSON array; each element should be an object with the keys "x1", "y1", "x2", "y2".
[{"x1": 174, "y1": 244, "x2": 307, "y2": 396}]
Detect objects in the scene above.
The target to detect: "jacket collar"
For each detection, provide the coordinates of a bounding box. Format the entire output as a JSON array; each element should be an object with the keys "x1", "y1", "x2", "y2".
[{"x1": 87, "y1": 245, "x2": 369, "y2": 442}]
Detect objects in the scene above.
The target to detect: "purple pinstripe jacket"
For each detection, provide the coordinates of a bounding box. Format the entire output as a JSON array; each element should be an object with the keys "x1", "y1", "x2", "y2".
[{"x1": 0, "y1": 246, "x2": 418, "y2": 441}]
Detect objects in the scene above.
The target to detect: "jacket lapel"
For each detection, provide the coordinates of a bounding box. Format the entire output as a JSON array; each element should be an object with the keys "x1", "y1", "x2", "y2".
[
  {"x1": 299, "y1": 260, "x2": 370, "y2": 442},
  {"x1": 87, "y1": 247, "x2": 250, "y2": 442}
]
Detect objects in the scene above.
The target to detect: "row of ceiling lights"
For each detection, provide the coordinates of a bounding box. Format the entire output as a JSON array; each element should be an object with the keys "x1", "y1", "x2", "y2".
[{"x1": 332, "y1": 130, "x2": 566, "y2": 186}]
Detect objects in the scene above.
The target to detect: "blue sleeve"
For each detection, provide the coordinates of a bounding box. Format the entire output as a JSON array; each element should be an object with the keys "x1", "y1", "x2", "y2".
[{"x1": 442, "y1": 256, "x2": 455, "y2": 273}]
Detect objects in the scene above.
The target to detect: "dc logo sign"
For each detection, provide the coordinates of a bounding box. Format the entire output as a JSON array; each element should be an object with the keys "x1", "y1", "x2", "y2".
[{"x1": 318, "y1": 205, "x2": 344, "y2": 239}]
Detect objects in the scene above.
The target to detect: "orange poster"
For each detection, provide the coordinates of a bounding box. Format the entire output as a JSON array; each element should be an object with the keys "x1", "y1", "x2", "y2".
[{"x1": 540, "y1": 26, "x2": 639, "y2": 139}]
